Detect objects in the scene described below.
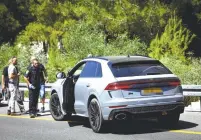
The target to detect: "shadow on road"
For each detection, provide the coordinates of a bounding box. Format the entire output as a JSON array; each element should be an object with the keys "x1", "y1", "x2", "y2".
[
  {"x1": 67, "y1": 115, "x2": 89, "y2": 127},
  {"x1": 23, "y1": 110, "x2": 51, "y2": 117},
  {"x1": 66, "y1": 116, "x2": 198, "y2": 135}
]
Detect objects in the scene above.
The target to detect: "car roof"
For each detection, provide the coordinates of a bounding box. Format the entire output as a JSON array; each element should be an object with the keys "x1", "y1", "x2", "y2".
[{"x1": 86, "y1": 55, "x2": 158, "y2": 64}]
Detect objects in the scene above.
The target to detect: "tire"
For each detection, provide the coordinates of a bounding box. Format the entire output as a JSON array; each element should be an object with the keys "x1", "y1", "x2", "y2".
[
  {"x1": 49, "y1": 93, "x2": 71, "y2": 121},
  {"x1": 157, "y1": 113, "x2": 180, "y2": 127},
  {"x1": 88, "y1": 98, "x2": 104, "y2": 133}
]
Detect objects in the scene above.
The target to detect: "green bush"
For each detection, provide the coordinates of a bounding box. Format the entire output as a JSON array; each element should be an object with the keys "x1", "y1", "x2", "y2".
[
  {"x1": 160, "y1": 56, "x2": 201, "y2": 106},
  {"x1": 148, "y1": 15, "x2": 195, "y2": 61},
  {"x1": 148, "y1": 15, "x2": 198, "y2": 106},
  {"x1": 46, "y1": 22, "x2": 148, "y2": 82},
  {"x1": 0, "y1": 44, "x2": 17, "y2": 79}
]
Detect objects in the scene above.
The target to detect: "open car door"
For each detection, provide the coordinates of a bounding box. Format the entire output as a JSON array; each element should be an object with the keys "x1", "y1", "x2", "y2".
[{"x1": 62, "y1": 62, "x2": 86, "y2": 113}]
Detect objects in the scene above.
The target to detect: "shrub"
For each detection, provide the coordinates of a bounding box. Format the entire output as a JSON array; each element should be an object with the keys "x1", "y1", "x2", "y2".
[
  {"x1": 160, "y1": 56, "x2": 201, "y2": 106},
  {"x1": 46, "y1": 22, "x2": 148, "y2": 82},
  {"x1": 148, "y1": 15, "x2": 195, "y2": 61},
  {"x1": 0, "y1": 44, "x2": 17, "y2": 78}
]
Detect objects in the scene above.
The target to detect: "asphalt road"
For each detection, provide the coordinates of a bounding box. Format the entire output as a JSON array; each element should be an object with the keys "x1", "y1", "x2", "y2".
[{"x1": 1, "y1": 100, "x2": 201, "y2": 140}]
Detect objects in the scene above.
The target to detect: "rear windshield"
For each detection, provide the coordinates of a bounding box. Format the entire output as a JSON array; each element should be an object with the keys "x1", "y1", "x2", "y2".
[{"x1": 110, "y1": 62, "x2": 172, "y2": 77}]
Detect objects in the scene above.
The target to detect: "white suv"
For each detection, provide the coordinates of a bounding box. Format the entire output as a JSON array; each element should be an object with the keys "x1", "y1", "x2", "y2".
[{"x1": 50, "y1": 56, "x2": 184, "y2": 133}]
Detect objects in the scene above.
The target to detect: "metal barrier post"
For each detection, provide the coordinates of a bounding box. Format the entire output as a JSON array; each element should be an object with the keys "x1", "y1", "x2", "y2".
[
  {"x1": 21, "y1": 91, "x2": 24, "y2": 101},
  {"x1": 200, "y1": 96, "x2": 201, "y2": 111}
]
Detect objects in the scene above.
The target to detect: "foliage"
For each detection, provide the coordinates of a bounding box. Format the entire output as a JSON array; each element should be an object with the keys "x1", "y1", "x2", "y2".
[
  {"x1": 1, "y1": 0, "x2": 201, "y2": 105},
  {"x1": 148, "y1": 15, "x2": 195, "y2": 61},
  {"x1": 0, "y1": 44, "x2": 17, "y2": 78},
  {"x1": 0, "y1": 3, "x2": 20, "y2": 43},
  {"x1": 160, "y1": 56, "x2": 201, "y2": 106},
  {"x1": 16, "y1": 0, "x2": 173, "y2": 48},
  {"x1": 0, "y1": 0, "x2": 33, "y2": 44},
  {"x1": 45, "y1": 22, "x2": 147, "y2": 82},
  {"x1": 191, "y1": 0, "x2": 201, "y2": 21}
]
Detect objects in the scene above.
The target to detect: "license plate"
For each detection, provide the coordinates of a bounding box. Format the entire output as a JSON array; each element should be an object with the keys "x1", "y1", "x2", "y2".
[{"x1": 141, "y1": 88, "x2": 162, "y2": 95}]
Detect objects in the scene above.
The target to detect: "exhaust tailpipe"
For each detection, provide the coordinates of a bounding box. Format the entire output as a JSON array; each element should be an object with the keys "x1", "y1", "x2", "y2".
[{"x1": 115, "y1": 113, "x2": 127, "y2": 120}]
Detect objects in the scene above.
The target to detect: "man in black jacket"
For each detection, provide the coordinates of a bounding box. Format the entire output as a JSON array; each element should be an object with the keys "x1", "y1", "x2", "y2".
[
  {"x1": 24, "y1": 59, "x2": 44, "y2": 118},
  {"x1": 28, "y1": 56, "x2": 48, "y2": 113}
]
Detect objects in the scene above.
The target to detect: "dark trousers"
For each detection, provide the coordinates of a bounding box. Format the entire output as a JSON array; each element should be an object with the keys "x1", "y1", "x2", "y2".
[{"x1": 29, "y1": 88, "x2": 40, "y2": 114}]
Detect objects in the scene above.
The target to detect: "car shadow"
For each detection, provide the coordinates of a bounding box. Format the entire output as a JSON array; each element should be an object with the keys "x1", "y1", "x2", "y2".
[
  {"x1": 66, "y1": 116, "x2": 198, "y2": 135},
  {"x1": 105, "y1": 119, "x2": 198, "y2": 135},
  {"x1": 67, "y1": 115, "x2": 89, "y2": 127}
]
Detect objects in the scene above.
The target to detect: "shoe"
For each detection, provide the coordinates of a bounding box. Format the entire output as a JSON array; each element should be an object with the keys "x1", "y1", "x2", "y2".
[
  {"x1": 30, "y1": 114, "x2": 35, "y2": 118},
  {"x1": 7, "y1": 110, "x2": 11, "y2": 115},
  {"x1": 41, "y1": 107, "x2": 45, "y2": 113},
  {"x1": 10, "y1": 112, "x2": 16, "y2": 116},
  {"x1": 34, "y1": 112, "x2": 37, "y2": 117},
  {"x1": 20, "y1": 108, "x2": 26, "y2": 114}
]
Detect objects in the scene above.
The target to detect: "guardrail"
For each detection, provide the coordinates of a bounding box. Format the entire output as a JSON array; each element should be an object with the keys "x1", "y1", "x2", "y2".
[
  {"x1": 181, "y1": 85, "x2": 201, "y2": 111},
  {"x1": 0, "y1": 83, "x2": 53, "y2": 101},
  {"x1": 18, "y1": 83, "x2": 53, "y2": 92},
  {"x1": 2, "y1": 83, "x2": 201, "y2": 96},
  {"x1": 182, "y1": 85, "x2": 201, "y2": 97},
  {"x1": 1, "y1": 84, "x2": 201, "y2": 109}
]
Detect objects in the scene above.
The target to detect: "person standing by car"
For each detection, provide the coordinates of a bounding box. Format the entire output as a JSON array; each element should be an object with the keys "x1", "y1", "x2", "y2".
[
  {"x1": 7, "y1": 56, "x2": 25, "y2": 115},
  {"x1": 3, "y1": 58, "x2": 25, "y2": 115},
  {"x1": 39, "y1": 63, "x2": 48, "y2": 113},
  {"x1": 28, "y1": 56, "x2": 48, "y2": 113},
  {"x1": 15, "y1": 65, "x2": 26, "y2": 113},
  {"x1": 24, "y1": 58, "x2": 43, "y2": 118},
  {"x1": 1, "y1": 59, "x2": 12, "y2": 102}
]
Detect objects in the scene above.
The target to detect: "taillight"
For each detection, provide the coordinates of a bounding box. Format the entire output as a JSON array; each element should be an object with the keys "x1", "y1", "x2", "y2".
[
  {"x1": 105, "y1": 80, "x2": 181, "y2": 90},
  {"x1": 109, "y1": 105, "x2": 127, "y2": 108},
  {"x1": 169, "y1": 81, "x2": 181, "y2": 86},
  {"x1": 105, "y1": 81, "x2": 136, "y2": 90}
]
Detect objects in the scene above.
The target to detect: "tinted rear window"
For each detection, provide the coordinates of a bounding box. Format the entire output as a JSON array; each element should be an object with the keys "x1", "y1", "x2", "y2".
[{"x1": 110, "y1": 62, "x2": 172, "y2": 77}]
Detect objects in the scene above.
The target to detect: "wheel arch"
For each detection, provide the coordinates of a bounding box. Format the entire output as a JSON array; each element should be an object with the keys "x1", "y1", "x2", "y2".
[
  {"x1": 87, "y1": 94, "x2": 98, "y2": 108},
  {"x1": 87, "y1": 94, "x2": 105, "y2": 133},
  {"x1": 50, "y1": 89, "x2": 66, "y2": 115}
]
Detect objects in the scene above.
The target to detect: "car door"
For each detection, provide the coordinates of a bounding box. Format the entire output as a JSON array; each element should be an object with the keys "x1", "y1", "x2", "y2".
[
  {"x1": 74, "y1": 61, "x2": 103, "y2": 115},
  {"x1": 63, "y1": 62, "x2": 86, "y2": 113}
]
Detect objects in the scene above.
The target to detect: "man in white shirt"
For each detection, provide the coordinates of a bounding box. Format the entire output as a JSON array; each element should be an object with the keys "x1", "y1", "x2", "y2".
[{"x1": 7, "y1": 56, "x2": 25, "y2": 115}]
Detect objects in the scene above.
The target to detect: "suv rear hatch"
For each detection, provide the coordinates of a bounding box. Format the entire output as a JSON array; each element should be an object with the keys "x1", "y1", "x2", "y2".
[{"x1": 106, "y1": 60, "x2": 182, "y2": 99}]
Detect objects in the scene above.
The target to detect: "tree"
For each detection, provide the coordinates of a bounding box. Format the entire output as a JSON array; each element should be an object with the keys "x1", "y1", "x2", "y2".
[
  {"x1": 148, "y1": 15, "x2": 195, "y2": 61},
  {"x1": 0, "y1": 3, "x2": 20, "y2": 43}
]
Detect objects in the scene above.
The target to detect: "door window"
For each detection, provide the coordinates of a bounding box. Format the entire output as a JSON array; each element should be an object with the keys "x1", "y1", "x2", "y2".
[
  {"x1": 73, "y1": 64, "x2": 86, "y2": 76},
  {"x1": 80, "y1": 61, "x2": 102, "y2": 78}
]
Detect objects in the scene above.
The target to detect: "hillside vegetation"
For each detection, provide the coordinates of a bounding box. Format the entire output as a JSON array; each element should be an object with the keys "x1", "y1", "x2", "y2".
[{"x1": 1, "y1": 0, "x2": 201, "y2": 105}]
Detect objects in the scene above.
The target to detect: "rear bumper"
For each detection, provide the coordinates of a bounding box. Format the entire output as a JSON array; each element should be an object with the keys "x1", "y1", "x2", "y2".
[
  {"x1": 102, "y1": 102, "x2": 184, "y2": 120},
  {"x1": 101, "y1": 94, "x2": 184, "y2": 120},
  {"x1": 108, "y1": 103, "x2": 184, "y2": 120}
]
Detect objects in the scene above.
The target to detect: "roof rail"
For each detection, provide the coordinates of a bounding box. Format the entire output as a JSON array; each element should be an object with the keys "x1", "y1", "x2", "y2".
[{"x1": 131, "y1": 54, "x2": 152, "y2": 58}]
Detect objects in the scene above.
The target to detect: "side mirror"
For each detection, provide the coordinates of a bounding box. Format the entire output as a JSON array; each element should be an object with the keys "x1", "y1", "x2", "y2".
[{"x1": 56, "y1": 72, "x2": 66, "y2": 79}]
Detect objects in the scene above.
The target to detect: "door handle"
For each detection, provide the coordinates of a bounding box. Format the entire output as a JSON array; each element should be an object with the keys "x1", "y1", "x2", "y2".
[{"x1": 86, "y1": 83, "x2": 91, "y2": 87}]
